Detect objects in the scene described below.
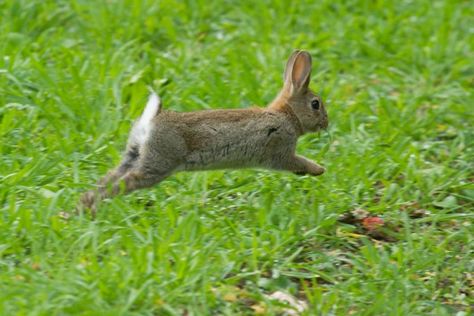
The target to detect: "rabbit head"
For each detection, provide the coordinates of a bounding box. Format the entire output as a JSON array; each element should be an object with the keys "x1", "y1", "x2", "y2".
[{"x1": 271, "y1": 50, "x2": 328, "y2": 133}]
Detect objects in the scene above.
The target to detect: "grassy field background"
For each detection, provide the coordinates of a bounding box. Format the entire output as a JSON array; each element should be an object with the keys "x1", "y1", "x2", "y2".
[{"x1": 1, "y1": 0, "x2": 473, "y2": 314}]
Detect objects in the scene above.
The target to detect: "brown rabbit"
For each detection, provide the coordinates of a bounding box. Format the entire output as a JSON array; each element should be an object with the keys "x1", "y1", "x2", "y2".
[{"x1": 79, "y1": 50, "x2": 328, "y2": 214}]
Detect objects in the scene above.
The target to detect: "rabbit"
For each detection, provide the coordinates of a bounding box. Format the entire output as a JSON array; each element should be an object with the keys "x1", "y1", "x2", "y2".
[{"x1": 79, "y1": 50, "x2": 328, "y2": 215}]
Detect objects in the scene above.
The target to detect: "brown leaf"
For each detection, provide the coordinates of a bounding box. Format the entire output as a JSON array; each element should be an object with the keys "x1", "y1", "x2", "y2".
[
  {"x1": 367, "y1": 229, "x2": 398, "y2": 242},
  {"x1": 223, "y1": 292, "x2": 238, "y2": 302},
  {"x1": 31, "y1": 262, "x2": 41, "y2": 270},
  {"x1": 409, "y1": 209, "x2": 431, "y2": 219},
  {"x1": 58, "y1": 211, "x2": 71, "y2": 220},
  {"x1": 251, "y1": 303, "x2": 266, "y2": 314},
  {"x1": 266, "y1": 291, "x2": 308, "y2": 315},
  {"x1": 352, "y1": 208, "x2": 369, "y2": 220},
  {"x1": 338, "y1": 208, "x2": 369, "y2": 224}
]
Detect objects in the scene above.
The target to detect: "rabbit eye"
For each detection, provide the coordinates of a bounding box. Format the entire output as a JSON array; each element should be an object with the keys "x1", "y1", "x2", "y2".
[{"x1": 311, "y1": 99, "x2": 320, "y2": 110}]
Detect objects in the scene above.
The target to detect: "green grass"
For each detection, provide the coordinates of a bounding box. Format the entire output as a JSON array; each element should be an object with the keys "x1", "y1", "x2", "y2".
[{"x1": 1, "y1": 0, "x2": 473, "y2": 314}]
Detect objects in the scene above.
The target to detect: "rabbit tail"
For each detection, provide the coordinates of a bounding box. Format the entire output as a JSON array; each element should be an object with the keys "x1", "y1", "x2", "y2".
[{"x1": 128, "y1": 93, "x2": 161, "y2": 148}]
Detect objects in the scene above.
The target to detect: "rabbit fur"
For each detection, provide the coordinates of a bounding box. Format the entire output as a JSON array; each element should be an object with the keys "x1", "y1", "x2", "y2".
[{"x1": 80, "y1": 50, "x2": 328, "y2": 214}]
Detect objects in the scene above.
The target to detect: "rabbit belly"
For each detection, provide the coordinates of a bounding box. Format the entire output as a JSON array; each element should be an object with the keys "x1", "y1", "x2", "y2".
[{"x1": 183, "y1": 128, "x2": 294, "y2": 171}]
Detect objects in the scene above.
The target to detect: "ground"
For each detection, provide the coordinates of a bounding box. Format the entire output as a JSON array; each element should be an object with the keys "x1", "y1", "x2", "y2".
[{"x1": 0, "y1": 0, "x2": 473, "y2": 315}]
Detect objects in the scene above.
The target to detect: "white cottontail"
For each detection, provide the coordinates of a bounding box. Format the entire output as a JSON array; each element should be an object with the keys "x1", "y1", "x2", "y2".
[{"x1": 80, "y1": 50, "x2": 328, "y2": 214}]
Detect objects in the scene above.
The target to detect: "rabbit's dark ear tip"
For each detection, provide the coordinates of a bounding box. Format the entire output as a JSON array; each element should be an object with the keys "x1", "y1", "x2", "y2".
[
  {"x1": 291, "y1": 50, "x2": 312, "y2": 62},
  {"x1": 298, "y1": 50, "x2": 311, "y2": 56},
  {"x1": 295, "y1": 51, "x2": 312, "y2": 63},
  {"x1": 291, "y1": 49, "x2": 301, "y2": 55}
]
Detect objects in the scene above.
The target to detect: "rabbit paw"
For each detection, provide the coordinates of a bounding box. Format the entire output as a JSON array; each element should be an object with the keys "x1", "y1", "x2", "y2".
[{"x1": 77, "y1": 191, "x2": 98, "y2": 218}]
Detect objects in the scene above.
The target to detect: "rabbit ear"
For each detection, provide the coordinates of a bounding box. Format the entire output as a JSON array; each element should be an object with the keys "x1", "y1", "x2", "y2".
[
  {"x1": 290, "y1": 51, "x2": 312, "y2": 94},
  {"x1": 283, "y1": 50, "x2": 301, "y2": 83}
]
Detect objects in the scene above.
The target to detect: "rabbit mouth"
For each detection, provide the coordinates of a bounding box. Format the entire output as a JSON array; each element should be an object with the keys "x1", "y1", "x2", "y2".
[{"x1": 320, "y1": 119, "x2": 329, "y2": 130}]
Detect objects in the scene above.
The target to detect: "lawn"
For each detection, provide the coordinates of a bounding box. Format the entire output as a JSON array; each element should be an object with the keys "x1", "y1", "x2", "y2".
[{"x1": 0, "y1": 0, "x2": 473, "y2": 315}]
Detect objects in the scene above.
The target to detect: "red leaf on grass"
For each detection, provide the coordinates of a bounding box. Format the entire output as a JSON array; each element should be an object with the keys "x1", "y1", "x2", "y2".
[{"x1": 362, "y1": 217, "x2": 384, "y2": 231}]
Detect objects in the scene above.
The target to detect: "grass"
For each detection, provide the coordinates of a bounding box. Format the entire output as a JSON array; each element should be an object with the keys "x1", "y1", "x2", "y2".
[{"x1": 0, "y1": 0, "x2": 473, "y2": 314}]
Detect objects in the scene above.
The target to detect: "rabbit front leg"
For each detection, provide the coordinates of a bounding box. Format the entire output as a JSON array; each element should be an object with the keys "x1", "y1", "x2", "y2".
[{"x1": 277, "y1": 154, "x2": 325, "y2": 176}]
